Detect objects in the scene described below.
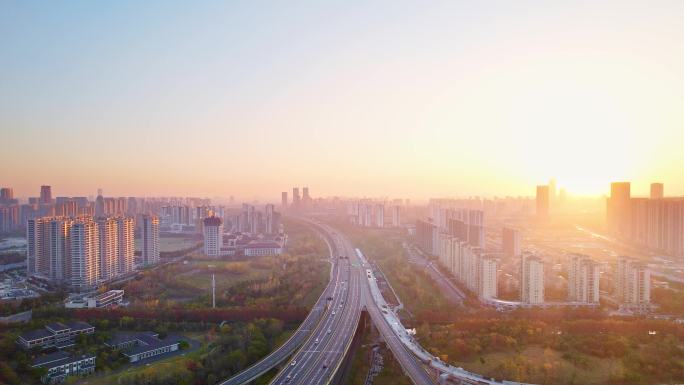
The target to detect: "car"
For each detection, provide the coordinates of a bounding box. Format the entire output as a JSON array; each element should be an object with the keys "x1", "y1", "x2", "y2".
[
  {"x1": 314, "y1": 338, "x2": 319, "y2": 344},
  {"x1": 323, "y1": 362, "x2": 328, "y2": 369},
  {"x1": 339, "y1": 304, "x2": 342, "y2": 308},
  {"x1": 327, "y1": 328, "x2": 332, "y2": 334},
  {"x1": 332, "y1": 311, "x2": 336, "y2": 315},
  {"x1": 291, "y1": 360, "x2": 296, "y2": 366}
]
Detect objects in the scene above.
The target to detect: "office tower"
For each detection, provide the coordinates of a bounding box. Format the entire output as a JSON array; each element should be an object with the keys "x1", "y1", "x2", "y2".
[
  {"x1": 375, "y1": 204, "x2": 384, "y2": 227},
  {"x1": 203, "y1": 216, "x2": 223, "y2": 257},
  {"x1": 521, "y1": 253, "x2": 544, "y2": 304},
  {"x1": 115, "y1": 217, "x2": 135, "y2": 275},
  {"x1": 0, "y1": 187, "x2": 13, "y2": 202},
  {"x1": 607, "y1": 182, "x2": 631, "y2": 235},
  {"x1": 140, "y1": 215, "x2": 160, "y2": 266},
  {"x1": 292, "y1": 188, "x2": 300, "y2": 209},
  {"x1": 479, "y1": 255, "x2": 498, "y2": 300},
  {"x1": 95, "y1": 217, "x2": 118, "y2": 281},
  {"x1": 567, "y1": 254, "x2": 600, "y2": 303},
  {"x1": 69, "y1": 219, "x2": 99, "y2": 290},
  {"x1": 650, "y1": 183, "x2": 664, "y2": 199},
  {"x1": 615, "y1": 256, "x2": 651, "y2": 307},
  {"x1": 392, "y1": 205, "x2": 401, "y2": 227},
  {"x1": 265, "y1": 204, "x2": 275, "y2": 234},
  {"x1": 536, "y1": 185, "x2": 549, "y2": 219},
  {"x1": 502, "y1": 227, "x2": 521, "y2": 258},
  {"x1": 281, "y1": 192, "x2": 288, "y2": 209},
  {"x1": 40, "y1": 185, "x2": 52, "y2": 204}
]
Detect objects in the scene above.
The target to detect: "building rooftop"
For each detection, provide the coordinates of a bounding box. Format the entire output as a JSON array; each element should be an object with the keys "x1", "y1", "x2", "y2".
[
  {"x1": 65, "y1": 320, "x2": 94, "y2": 332},
  {"x1": 45, "y1": 322, "x2": 70, "y2": 332},
  {"x1": 245, "y1": 241, "x2": 282, "y2": 249},
  {"x1": 203, "y1": 216, "x2": 222, "y2": 226},
  {"x1": 106, "y1": 331, "x2": 158, "y2": 347},
  {"x1": 32, "y1": 351, "x2": 70, "y2": 367},
  {"x1": 19, "y1": 328, "x2": 52, "y2": 341},
  {"x1": 124, "y1": 337, "x2": 180, "y2": 356}
]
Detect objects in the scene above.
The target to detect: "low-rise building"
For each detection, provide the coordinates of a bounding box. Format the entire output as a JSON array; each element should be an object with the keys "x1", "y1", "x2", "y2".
[
  {"x1": 17, "y1": 321, "x2": 95, "y2": 350},
  {"x1": 244, "y1": 241, "x2": 283, "y2": 257},
  {"x1": 32, "y1": 351, "x2": 95, "y2": 384},
  {"x1": 107, "y1": 331, "x2": 180, "y2": 363},
  {"x1": 65, "y1": 289, "x2": 125, "y2": 309}
]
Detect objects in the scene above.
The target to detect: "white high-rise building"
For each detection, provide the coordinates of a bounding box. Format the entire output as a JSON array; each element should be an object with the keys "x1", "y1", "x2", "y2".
[
  {"x1": 116, "y1": 217, "x2": 135, "y2": 275},
  {"x1": 392, "y1": 205, "x2": 401, "y2": 227},
  {"x1": 203, "y1": 216, "x2": 223, "y2": 257},
  {"x1": 375, "y1": 204, "x2": 385, "y2": 228},
  {"x1": 140, "y1": 214, "x2": 160, "y2": 266},
  {"x1": 96, "y1": 217, "x2": 118, "y2": 281},
  {"x1": 479, "y1": 255, "x2": 498, "y2": 300},
  {"x1": 615, "y1": 256, "x2": 650, "y2": 308},
  {"x1": 568, "y1": 254, "x2": 600, "y2": 303},
  {"x1": 69, "y1": 219, "x2": 100, "y2": 290},
  {"x1": 47, "y1": 217, "x2": 73, "y2": 281},
  {"x1": 521, "y1": 253, "x2": 544, "y2": 304},
  {"x1": 265, "y1": 204, "x2": 275, "y2": 234}
]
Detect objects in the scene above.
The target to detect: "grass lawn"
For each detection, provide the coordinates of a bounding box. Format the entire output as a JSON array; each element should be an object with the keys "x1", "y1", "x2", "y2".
[
  {"x1": 450, "y1": 346, "x2": 624, "y2": 385},
  {"x1": 79, "y1": 333, "x2": 207, "y2": 385}
]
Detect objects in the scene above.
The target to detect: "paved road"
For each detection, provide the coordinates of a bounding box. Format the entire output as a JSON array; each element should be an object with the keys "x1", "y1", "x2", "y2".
[
  {"x1": 406, "y1": 244, "x2": 465, "y2": 304},
  {"x1": 270, "y1": 223, "x2": 362, "y2": 385},
  {"x1": 219, "y1": 222, "x2": 340, "y2": 385},
  {"x1": 225, "y1": 220, "x2": 434, "y2": 385}
]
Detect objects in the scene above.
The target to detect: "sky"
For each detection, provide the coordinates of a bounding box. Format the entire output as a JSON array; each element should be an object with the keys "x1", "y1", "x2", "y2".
[{"x1": 1, "y1": 1, "x2": 684, "y2": 201}]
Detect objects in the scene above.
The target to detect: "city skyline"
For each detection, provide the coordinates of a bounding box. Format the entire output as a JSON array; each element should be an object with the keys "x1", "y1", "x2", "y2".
[{"x1": 3, "y1": 1, "x2": 684, "y2": 199}]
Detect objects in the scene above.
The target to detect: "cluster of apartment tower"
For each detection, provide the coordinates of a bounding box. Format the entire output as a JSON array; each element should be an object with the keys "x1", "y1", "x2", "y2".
[
  {"x1": 348, "y1": 200, "x2": 403, "y2": 228},
  {"x1": 416, "y1": 202, "x2": 498, "y2": 301},
  {"x1": 27, "y1": 214, "x2": 159, "y2": 291},
  {"x1": 607, "y1": 182, "x2": 684, "y2": 256},
  {"x1": 417, "y1": 200, "x2": 650, "y2": 309}
]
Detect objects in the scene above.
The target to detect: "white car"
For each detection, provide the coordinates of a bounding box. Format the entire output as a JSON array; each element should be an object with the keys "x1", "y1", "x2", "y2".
[{"x1": 291, "y1": 360, "x2": 296, "y2": 366}]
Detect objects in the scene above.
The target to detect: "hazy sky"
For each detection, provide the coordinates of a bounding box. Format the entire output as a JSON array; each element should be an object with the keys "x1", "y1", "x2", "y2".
[{"x1": 2, "y1": 1, "x2": 683, "y2": 201}]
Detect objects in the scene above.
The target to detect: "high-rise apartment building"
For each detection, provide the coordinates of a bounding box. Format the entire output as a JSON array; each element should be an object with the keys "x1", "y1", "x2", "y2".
[
  {"x1": 40, "y1": 185, "x2": 53, "y2": 204},
  {"x1": 392, "y1": 205, "x2": 401, "y2": 227},
  {"x1": 140, "y1": 215, "x2": 160, "y2": 266},
  {"x1": 265, "y1": 204, "x2": 275, "y2": 234},
  {"x1": 292, "y1": 188, "x2": 301, "y2": 209},
  {"x1": 302, "y1": 187, "x2": 311, "y2": 208},
  {"x1": 69, "y1": 219, "x2": 100, "y2": 290},
  {"x1": 203, "y1": 216, "x2": 223, "y2": 257},
  {"x1": 650, "y1": 183, "x2": 664, "y2": 199},
  {"x1": 502, "y1": 227, "x2": 521, "y2": 258},
  {"x1": 374, "y1": 204, "x2": 384, "y2": 228},
  {"x1": 521, "y1": 253, "x2": 544, "y2": 304},
  {"x1": 567, "y1": 254, "x2": 600, "y2": 303},
  {"x1": 281, "y1": 192, "x2": 288, "y2": 209},
  {"x1": 115, "y1": 217, "x2": 135, "y2": 275},
  {"x1": 479, "y1": 255, "x2": 498, "y2": 300},
  {"x1": 607, "y1": 182, "x2": 631, "y2": 235},
  {"x1": 95, "y1": 217, "x2": 118, "y2": 281},
  {"x1": 536, "y1": 185, "x2": 549, "y2": 219},
  {"x1": 0, "y1": 187, "x2": 14, "y2": 202},
  {"x1": 615, "y1": 256, "x2": 650, "y2": 308}
]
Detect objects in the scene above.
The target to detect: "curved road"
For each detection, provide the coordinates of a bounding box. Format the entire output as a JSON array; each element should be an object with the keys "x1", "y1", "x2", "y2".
[{"x1": 219, "y1": 222, "x2": 340, "y2": 385}]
